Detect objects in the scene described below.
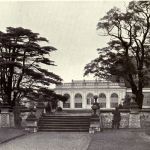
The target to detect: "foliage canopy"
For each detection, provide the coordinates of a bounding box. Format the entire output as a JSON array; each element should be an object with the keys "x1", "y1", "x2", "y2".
[
  {"x1": 0, "y1": 27, "x2": 66, "y2": 107},
  {"x1": 84, "y1": 1, "x2": 150, "y2": 108}
]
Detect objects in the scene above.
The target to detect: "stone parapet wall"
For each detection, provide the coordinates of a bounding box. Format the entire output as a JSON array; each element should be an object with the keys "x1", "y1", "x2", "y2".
[
  {"x1": 140, "y1": 110, "x2": 150, "y2": 128},
  {"x1": 129, "y1": 113, "x2": 141, "y2": 128},
  {"x1": 100, "y1": 109, "x2": 150, "y2": 129},
  {"x1": 120, "y1": 113, "x2": 130, "y2": 128},
  {"x1": 19, "y1": 108, "x2": 150, "y2": 129},
  {"x1": 0, "y1": 107, "x2": 37, "y2": 128},
  {"x1": 101, "y1": 111, "x2": 130, "y2": 128},
  {"x1": 1, "y1": 108, "x2": 150, "y2": 129},
  {"x1": 101, "y1": 113, "x2": 113, "y2": 128},
  {"x1": 0, "y1": 112, "x2": 15, "y2": 127}
]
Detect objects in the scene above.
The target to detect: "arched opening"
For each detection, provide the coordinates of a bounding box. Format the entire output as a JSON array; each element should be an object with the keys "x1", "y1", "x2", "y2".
[
  {"x1": 86, "y1": 93, "x2": 94, "y2": 105},
  {"x1": 63, "y1": 94, "x2": 70, "y2": 108},
  {"x1": 99, "y1": 93, "x2": 106, "y2": 108},
  {"x1": 110, "y1": 93, "x2": 118, "y2": 108},
  {"x1": 74, "y1": 93, "x2": 82, "y2": 108}
]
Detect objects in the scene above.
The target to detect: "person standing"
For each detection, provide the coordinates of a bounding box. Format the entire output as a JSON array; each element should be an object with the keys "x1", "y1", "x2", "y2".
[{"x1": 112, "y1": 107, "x2": 121, "y2": 129}]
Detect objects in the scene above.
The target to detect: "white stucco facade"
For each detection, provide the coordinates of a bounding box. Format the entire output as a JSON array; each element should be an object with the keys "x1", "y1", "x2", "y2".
[
  {"x1": 55, "y1": 80, "x2": 150, "y2": 109},
  {"x1": 55, "y1": 80, "x2": 126, "y2": 109}
]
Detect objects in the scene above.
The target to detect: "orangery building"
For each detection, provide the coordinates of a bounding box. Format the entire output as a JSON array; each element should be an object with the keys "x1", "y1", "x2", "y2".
[{"x1": 55, "y1": 80, "x2": 150, "y2": 109}]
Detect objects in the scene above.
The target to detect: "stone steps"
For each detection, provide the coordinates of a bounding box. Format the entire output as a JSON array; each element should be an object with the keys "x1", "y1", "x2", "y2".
[
  {"x1": 38, "y1": 122, "x2": 89, "y2": 125},
  {"x1": 38, "y1": 128, "x2": 89, "y2": 132},
  {"x1": 38, "y1": 114, "x2": 90, "y2": 132}
]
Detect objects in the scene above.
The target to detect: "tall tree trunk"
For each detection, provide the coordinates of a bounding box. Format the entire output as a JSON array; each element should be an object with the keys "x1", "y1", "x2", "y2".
[
  {"x1": 13, "y1": 100, "x2": 22, "y2": 128},
  {"x1": 136, "y1": 70, "x2": 144, "y2": 109},
  {"x1": 131, "y1": 88, "x2": 143, "y2": 109},
  {"x1": 128, "y1": 73, "x2": 144, "y2": 109},
  {"x1": 136, "y1": 91, "x2": 143, "y2": 109}
]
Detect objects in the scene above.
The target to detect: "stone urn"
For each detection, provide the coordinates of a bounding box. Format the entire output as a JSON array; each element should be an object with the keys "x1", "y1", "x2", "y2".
[
  {"x1": 90, "y1": 95, "x2": 101, "y2": 133},
  {"x1": 91, "y1": 95, "x2": 100, "y2": 116},
  {"x1": 92, "y1": 105, "x2": 99, "y2": 116}
]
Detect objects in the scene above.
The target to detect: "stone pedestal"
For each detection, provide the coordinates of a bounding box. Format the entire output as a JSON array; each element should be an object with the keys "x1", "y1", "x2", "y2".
[
  {"x1": 0, "y1": 105, "x2": 11, "y2": 127},
  {"x1": 9, "y1": 112, "x2": 15, "y2": 127},
  {"x1": 89, "y1": 95, "x2": 101, "y2": 133},
  {"x1": 89, "y1": 116, "x2": 101, "y2": 133},
  {"x1": 120, "y1": 112, "x2": 130, "y2": 128},
  {"x1": 25, "y1": 112, "x2": 38, "y2": 133},
  {"x1": 129, "y1": 113, "x2": 141, "y2": 128},
  {"x1": 129, "y1": 100, "x2": 141, "y2": 128},
  {"x1": 36, "y1": 102, "x2": 45, "y2": 119},
  {"x1": 144, "y1": 119, "x2": 150, "y2": 135}
]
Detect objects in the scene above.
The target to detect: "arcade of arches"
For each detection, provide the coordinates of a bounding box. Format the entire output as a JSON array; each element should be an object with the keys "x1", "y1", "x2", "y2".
[
  {"x1": 62, "y1": 92, "x2": 119, "y2": 109},
  {"x1": 62, "y1": 92, "x2": 118, "y2": 108},
  {"x1": 55, "y1": 80, "x2": 150, "y2": 109}
]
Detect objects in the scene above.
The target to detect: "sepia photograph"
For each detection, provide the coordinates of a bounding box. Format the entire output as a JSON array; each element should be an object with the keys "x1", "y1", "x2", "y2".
[{"x1": 0, "y1": 0, "x2": 150, "y2": 149}]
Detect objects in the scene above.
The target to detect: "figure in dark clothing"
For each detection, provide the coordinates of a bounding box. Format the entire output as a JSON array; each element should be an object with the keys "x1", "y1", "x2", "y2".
[
  {"x1": 112, "y1": 107, "x2": 121, "y2": 129},
  {"x1": 46, "y1": 102, "x2": 52, "y2": 113}
]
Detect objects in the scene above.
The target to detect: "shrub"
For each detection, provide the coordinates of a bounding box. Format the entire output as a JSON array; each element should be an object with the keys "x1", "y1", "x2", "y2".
[{"x1": 57, "y1": 107, "x2": 62, "y2": 112}]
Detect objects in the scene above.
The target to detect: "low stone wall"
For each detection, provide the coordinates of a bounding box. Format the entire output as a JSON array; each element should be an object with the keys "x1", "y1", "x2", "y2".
[
  {"x1": 0, "y1": 105, "x2": 44, "y2": 129},
  {"x1": 0, "y1": 113, "x2": 15, "y2": 127},
  {"x1": 101, "y1": 112, "x2": 113, "y2": 128},
  {"x1": 140, "y1": 109, "x2": 150, "y2": 128},
  {"x1": 100, "y1": 109, "x2": 150, "y2": 129},
  {"x1": 0, "y1": 107, "x2": 36, "y2": 128},
  {"x1": 1, "y1": 107, "x2": 150, "y2": 130},
  {"x1": 100, "y1": 109, "x2": 130, "y2": 128},
  {"x1": 120, "y1": 112, "x2": 130, "y2": 128}
]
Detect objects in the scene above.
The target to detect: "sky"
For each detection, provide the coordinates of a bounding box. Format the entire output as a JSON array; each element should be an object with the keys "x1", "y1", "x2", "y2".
[{"x1": 0, "y1": 0, "x2": 130, "y2": 83}]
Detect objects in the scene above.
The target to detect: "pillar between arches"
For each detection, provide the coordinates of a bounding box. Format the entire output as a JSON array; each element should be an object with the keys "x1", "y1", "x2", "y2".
[
  {"x1": 82, "y1": 92, "x2": 86, "y2": 109},
  {"x1": 70, "y1": 93, "x2": 74, "y2": 109},
  {"x1": 106, "y1": 92, "x2": 110, "y2": 108}
]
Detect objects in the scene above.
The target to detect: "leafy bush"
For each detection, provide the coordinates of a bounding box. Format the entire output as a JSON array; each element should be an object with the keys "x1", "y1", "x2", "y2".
[{"x1": 57, "y1": 107, "x2": 62, "y2": 112}]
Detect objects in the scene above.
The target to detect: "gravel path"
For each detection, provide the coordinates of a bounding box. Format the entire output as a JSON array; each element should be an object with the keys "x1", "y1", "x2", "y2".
[
  {"x1": 0, "y1": 132, "x2": 92, "y2": 150},
  {"x1": 87, "y1": 129, "x2": 150, "y2": 150},
  {"x1": 0, "y1": 128, "x2": 26, "y2": 144},
  {"x1": 1, "y1": 129, "x2": 150, "y2": 150}
]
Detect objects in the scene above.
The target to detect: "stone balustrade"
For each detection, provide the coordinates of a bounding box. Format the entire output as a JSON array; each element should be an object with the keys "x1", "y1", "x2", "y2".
[
  {"x1": 0, "y1": 103, "x2": 150, "y2": 134},
  {"x1": 56, "y1": 80, "x2": 125, "y2": 89},
  {"x1": 99, "y1": 109, "x2": 130, "y2": 129},
  {"x1": 90, "y1": 109, "x2": 150, "y2": 130}
]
